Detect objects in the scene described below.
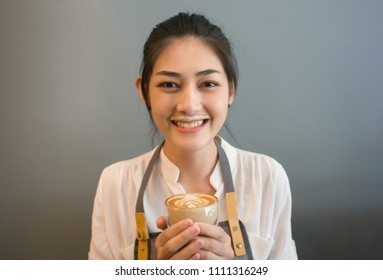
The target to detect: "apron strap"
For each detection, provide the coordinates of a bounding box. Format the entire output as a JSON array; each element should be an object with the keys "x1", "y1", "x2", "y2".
[
  {"x1": 135, "y1": 142, "x2": 164, "y2": 260},
  {"x1": 215, "y1": 137, "x2": 246, "y2": 257},
  {"x1": 136, "y1": 142, "x2": 164, "y2": 213}
]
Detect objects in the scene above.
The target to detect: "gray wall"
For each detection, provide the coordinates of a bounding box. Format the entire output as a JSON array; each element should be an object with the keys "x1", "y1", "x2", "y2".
[{"x1": 1, "y1": 0, "x2": 382, "y2": 259}]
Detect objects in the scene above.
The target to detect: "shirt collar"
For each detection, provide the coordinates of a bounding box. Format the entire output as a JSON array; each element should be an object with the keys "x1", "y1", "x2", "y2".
[
  {"x1": 209, "y1": 160, "x2": 223, "y2": 192},
  {"x1": 159, "y1": 148, "x2": 180, "y2": 183},
  {"x1": 157, "y1": 138, "x2": 236, "y2": 192}
]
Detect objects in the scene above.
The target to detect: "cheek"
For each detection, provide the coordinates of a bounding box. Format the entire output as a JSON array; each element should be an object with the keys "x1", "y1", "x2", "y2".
[
  {"x1": 150, "y1": 97, "x2": 169, "y2": 115},
  {"x1": 149, "y1": 99, "x2": 171, "y2": 129},
  {"x1": 207, "y1": 96, "x2": 229, "y2": 115}
]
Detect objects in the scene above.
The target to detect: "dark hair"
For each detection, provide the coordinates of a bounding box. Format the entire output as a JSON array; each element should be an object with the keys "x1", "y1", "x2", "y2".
[
  {"x1": 140, "y1": 12, "x2": 238, "y2": 108},
  {"x1": 139, "y1": 12, "x2": 239, "y2": 145}
]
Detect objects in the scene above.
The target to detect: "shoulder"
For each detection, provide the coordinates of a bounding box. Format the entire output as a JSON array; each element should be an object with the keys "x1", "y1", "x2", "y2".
[
  {"x1": 221, "y1": 138, "x2": 287, "y2": 177},
  {"x1": 104, "y1": 149, "x2": 154, "y2": 173},
  {"x1": 238, "y1": 148, "x2": 286, "y2": 178},
  {"x1": 220, "y1": 137, "x2": 290, "y2": 195},
  {"x1": 98, "y1": 147, "x2": 157, "y2": 187}
]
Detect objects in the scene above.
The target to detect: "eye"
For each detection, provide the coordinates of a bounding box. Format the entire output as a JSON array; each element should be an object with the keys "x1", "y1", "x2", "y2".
[
  {"x1": 200, "y1": 81, "x2": 218, "y2": 88},
  {"x1": 159, "y1": 82, "x2": 178, "y2": 88}
]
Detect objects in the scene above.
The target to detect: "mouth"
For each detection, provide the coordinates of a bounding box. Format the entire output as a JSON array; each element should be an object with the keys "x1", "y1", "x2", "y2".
[{"x1": 170, "y1": 116, "x2": 210, "y2": 129}]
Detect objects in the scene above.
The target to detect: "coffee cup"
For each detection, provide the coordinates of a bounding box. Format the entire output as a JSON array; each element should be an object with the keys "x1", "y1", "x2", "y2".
[{"x1": 165, "y1": 193, "x2": 219, "y2": 225}]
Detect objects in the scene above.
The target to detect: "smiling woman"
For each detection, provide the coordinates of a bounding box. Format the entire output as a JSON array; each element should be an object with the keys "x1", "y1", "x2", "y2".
[{"x1": 88, "y1": 12, "x2": 298, "y2": 260}]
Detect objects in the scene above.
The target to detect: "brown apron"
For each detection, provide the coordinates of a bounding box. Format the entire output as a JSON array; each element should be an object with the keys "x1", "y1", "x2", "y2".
[{"x1": 134, "y1": 137, "x2": 253, "y2": 260}]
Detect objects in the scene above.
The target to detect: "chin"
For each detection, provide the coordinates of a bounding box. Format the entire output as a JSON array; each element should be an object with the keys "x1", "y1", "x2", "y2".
[{"x1": 169, "y1": 136, "x2": 214, "y2": 153}]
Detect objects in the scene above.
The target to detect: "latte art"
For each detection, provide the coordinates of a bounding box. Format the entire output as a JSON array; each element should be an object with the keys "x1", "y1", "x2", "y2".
[
  {"x1": 175, "y1": 197, "x2": 210, "y2": 208},
  {"x1": 168, "y1": 194, "x2": 216, "y2": 209},
  {"x1": 165, "y1": 193, "x2": 219, "y2": 225}
]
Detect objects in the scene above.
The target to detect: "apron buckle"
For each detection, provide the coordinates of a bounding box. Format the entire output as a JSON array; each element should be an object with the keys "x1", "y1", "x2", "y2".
[{"x1": 135, "y1": 212, "x2": 149, "y2": 259}]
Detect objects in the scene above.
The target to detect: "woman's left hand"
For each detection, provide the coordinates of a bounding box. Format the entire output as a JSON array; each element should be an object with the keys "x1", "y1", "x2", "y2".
[{"x1": 193, "y1": 223, "x2": 234, "y2": 260}]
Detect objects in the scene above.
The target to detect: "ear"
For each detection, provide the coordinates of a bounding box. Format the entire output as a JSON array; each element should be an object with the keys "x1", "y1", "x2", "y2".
[
  {"x1": 228, "y1": 84, "x2": 235, "y2": 106},
  {"x1": 135, "y1": 76, "x2": 150, "y2": 106}
]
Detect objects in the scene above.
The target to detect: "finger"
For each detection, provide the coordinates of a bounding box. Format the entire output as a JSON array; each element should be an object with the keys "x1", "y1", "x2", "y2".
[
  {"x1": 156, "y1": 216, "x2": 168, "y2": 231},
  {"x1": 170, "y1": 239, "x2": 203, "y2": 260},
  {"x1": 156, "y1": 219, "x2": 194, "y2": 247},
  {"x1": 188, "y1": 252, "x2": 201, "y2": 260},
  {"x1": 197, "y1": 236, "x2": 234, "y2": 259},
  {"x1": 198, "y1": 248, "x2": 232, "y2": 260},
  {"x1": 195, "y1": 224, "x2": 234, "y2": 259},
  {"x1": 196, "y1": 223, "x2": 231, "y2": 243},
  {"x1": 155, "y1": 221, "x2": 202, "y2": 259}
]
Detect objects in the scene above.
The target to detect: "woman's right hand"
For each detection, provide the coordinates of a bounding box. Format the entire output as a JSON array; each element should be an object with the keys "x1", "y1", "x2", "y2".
[{"x1": 155, "y1": 216, "x2": 203, "y2": 260}]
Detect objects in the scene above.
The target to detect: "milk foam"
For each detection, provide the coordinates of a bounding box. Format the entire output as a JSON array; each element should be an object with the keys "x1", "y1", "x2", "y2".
[{"x1": 173, "y1": 196, "x2": 210, "y2": 208}]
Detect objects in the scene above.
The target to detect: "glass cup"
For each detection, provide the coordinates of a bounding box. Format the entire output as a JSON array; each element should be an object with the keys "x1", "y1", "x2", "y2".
[{"x1": 165, "y1": 193, "x2": 219, "y2": 226}]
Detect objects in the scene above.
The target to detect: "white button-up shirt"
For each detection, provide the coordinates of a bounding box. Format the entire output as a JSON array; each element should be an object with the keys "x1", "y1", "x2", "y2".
[{"x1": 89, "y1": 137, "x2": 298, "y2": 259}]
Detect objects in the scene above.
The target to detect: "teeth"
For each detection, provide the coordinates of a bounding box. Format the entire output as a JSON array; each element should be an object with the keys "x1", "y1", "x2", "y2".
[{"x1": 175, "y1": 120, "x2": 204, "y2": 128}]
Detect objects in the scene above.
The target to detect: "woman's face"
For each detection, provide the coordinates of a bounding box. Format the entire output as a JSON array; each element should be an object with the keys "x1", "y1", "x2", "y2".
[{"x1": 144, "y1": 37, "x2": 234, "y2": 154}]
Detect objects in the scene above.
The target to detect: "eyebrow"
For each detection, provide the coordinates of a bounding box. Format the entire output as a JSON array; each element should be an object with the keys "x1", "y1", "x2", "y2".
[{"x1": 154, "y1": 69, "x2": 222, "y2": 78}]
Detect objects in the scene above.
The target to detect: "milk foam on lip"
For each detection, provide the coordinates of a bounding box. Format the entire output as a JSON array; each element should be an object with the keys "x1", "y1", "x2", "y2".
[{"x1": 170, "y1": 115, "x2": 210, "y2": 128}]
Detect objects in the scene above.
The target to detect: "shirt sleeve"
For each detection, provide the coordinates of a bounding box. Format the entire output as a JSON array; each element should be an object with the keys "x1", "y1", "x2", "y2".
[
  {"x1": 268, "y1": 165, "x2": 298, "y2": 260},
  {"x1": 88, "y1": 175, "x2": 114, "y2": 260}
]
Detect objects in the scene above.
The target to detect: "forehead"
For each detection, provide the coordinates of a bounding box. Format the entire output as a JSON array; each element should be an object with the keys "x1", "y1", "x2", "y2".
[{"x1": 152, "y1": 37, "x2": 225, "y2": 74}]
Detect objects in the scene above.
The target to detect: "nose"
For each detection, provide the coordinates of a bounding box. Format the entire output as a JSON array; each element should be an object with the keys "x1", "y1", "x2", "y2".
[{"x1": 176, "y1": 85, "x2": 201, "y2": 114}]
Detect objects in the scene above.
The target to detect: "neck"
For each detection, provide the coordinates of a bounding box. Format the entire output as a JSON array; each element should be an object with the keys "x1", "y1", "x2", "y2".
[{"x1": 163, "y1": 140, "x2": 218, "y2": 194}]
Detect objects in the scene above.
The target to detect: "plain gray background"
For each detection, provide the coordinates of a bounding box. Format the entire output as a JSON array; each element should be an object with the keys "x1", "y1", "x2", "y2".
[{"x1": 1, "y1": 0, "x2": 382, "y2": 259}]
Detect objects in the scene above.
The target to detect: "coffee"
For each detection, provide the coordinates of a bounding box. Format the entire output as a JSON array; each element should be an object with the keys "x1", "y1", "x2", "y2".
[{"x1": 165, "y1": 193, "x2": 219, "y2": 225}]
